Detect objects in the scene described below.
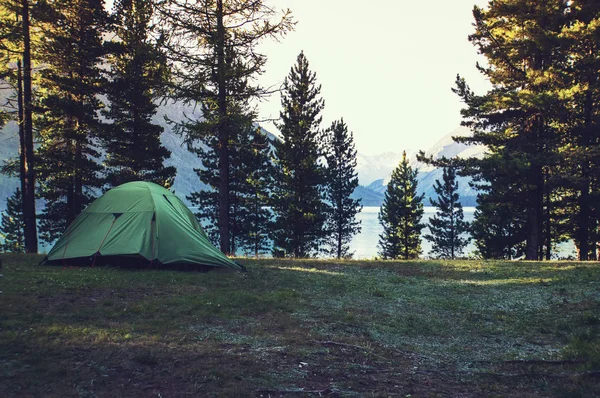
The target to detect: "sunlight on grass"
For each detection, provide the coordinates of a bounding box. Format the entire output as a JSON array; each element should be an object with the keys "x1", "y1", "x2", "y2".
[
  {"x1": 44, "y1": 324, "x2": 137, "y2": 344},
  {"x1": 2, "y1": 254, "x2": 599, "y2": 396},
  {"x1": 458, "y1": 277, "x2": 556, "y2": 285},
  {"x1": 270, "y1": 265, "x2": 344, "y2": 276}
]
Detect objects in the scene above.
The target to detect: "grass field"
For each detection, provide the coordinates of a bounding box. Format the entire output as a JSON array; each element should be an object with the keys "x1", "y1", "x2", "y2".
[{"x1": 1, "y1": 254, "x2": 599, "y2": 397}]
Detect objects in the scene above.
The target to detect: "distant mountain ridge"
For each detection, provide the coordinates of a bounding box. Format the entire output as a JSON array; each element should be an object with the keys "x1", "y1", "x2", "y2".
[
  {"x1": 1, "y1": 93, "x2": 484, "y2": 212},
  {"x1": 353, "y1": 126, "x2": 486, "y2": 207}
]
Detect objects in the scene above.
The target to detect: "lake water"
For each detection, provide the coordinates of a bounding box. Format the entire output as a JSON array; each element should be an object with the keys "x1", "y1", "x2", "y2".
[
  {"x1": 350, "y1": 206, "x2": 476, "y2": 259},
  {"x1": 350, "y1": 206, "x2": 577, "y2": 260}
]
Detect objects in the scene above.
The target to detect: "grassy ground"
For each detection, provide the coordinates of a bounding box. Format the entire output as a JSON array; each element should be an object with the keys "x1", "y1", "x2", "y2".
[{"x1": 0, "y1": 254, "x2": 599, "y2": 397}]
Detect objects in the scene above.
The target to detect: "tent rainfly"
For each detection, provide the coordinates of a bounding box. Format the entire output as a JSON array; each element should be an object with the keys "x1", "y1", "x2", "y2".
[{"x1": 44, "y1": 181, "x2": 242, "y2": 270}]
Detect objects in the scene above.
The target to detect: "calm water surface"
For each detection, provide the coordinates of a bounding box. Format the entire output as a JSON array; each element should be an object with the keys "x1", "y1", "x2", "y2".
[
  {"x1": 350, "y1": 206, "x2": 475, "y2": 259},
  {"x1": 350, "y1": 206, "x2": 576, "y2": 260}
]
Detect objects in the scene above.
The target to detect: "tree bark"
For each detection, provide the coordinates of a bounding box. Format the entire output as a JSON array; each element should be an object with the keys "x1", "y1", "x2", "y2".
[
  {"x1": 216, "y1": 0, "x2": 230, "y2": 255},
  {"x1": 577, "y1": 85, "x2": 594, "y2": 260},
  {"x1": 526, "y1": 166, "x2": 543, "y2": 260},
  {"x1": 17, "y1": 60, "x2": 26, "y2": 212},
  {"x1": 21, "y1": 0, "x2": 38, "y2": 253}
]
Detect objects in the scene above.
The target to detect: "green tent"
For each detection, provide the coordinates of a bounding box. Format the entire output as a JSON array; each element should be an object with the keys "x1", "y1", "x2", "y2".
[{"x1": 45, "y1": 181, "x2": 242, "y2": 270}]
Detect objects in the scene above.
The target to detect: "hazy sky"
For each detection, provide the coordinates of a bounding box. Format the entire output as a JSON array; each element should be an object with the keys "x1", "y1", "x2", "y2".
[
  {"x1": 256, "y1": 0, "x2": 491, "y2": 155},
  {"x1": 105, "y1": 0, "x2": 491, "y2": 155}
]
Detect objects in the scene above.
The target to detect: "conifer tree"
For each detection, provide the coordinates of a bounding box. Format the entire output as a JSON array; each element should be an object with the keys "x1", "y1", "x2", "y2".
[
  {"x1": 0, "y1": 0, "x2": 37, "y2": 253},
  {"x1": 0, "y1": 188, "x2": 25, "y2": 252},
  {"x1": 452, "y1": 1, "x2": 568, "y2": 260},
  {"x1": 424, "y1": 166, "x2": 470, "y2": 259},
  {"x1": 272, "y1": 51, "x2": 327, "y2": 258},
  {"x1": 35, "y1": 0, "x2": 109, "y2": 243},
  {"x1": 102, "y1": 0, "x2": 175, "y2": 188},
  {"x1": 378, "y1": 151, "x2": 424, "y2": 260},
  {"x1": 323, "y1": 118, "x2": 362, "y2": 259},
  {"x1": 157, "y1": 0, "x2": 293, "y2": 254},
  {"x1": 239, "y1": 126, "x2": 274, "y2": 257},
  {"x1": 188, "y1": 114, "x2": 273, "y2": 256},
  {"x1": 557, "y1": 2, "x2": 600, "y2": 260}
]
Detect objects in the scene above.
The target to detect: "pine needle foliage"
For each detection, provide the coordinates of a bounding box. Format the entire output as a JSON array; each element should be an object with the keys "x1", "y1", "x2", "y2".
[
  {"x1": 378, "y1": 151, "x2": 424, "y2": 260},
  {"x1": 272, "y1": 51, "x2": 327, "y2": 258},
  {"x1": 35, "y1": 0, "x2": 109, "y2": 243},
  {"x1": 156, "y1": 0, "x2": 293, "y2": 254},
  {"x1": 323, "y1": 118, "x2": 362, "y2": 259},
  {"x1": 102, "y1": 0, "x2": 175, "y2": 188},
  {"x1": 424, "y1": 166, "x2": 470, "y2": 259},
  {"x1": 0, "y1": 188, "x2": 25, "y2": 253},
  {"x1": 187, "y1": 117, "x2": 273, "y2": 257}
]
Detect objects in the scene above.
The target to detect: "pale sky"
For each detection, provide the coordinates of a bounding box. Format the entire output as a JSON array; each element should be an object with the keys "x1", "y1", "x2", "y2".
[
  {"x1": 105, "y1": 0, "x2": 492, "y2": 156},
  {"x1": 256, "y1": 0, "x2": 491, "y2": 155}
]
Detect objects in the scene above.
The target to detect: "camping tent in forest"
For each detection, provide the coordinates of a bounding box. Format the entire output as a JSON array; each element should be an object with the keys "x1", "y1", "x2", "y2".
[{"x1": 44, "y1": 181, "x2": 242, "y2": 270}]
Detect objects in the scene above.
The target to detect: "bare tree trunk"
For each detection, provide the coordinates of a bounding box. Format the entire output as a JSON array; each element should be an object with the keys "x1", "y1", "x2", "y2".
[
  {"x1": 545, "y1": 187, "x2": 551, "y2": 260},
  {"x1": 526, "y1": 167, "x2": 543, "y2": 260},
  {"x1": 216, "y1": 0, "x2": 230, "y2": 255},
  {"x1": 17, "y1": 60, "x2": 26, "y2": 209},
  {"x1": 578, "y1": 85, "x2": 594, "y2": 260},
  {"x1": 21, "y1": 0, "x2": 38, "y2": 253}
]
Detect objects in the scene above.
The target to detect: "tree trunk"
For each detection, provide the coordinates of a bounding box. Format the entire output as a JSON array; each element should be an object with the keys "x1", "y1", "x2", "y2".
[
  {"x1": 526, "y1": 167, "x2": 543, "y2": 260},
  {"x1": 216, "y1": 0, "x2": 230, "y2": 255},
  {"x1": 578, "y1": 85, "x2": 594, "y2": 260},
  {"x1": 17, "y1": 60, "x2": 26, "y2": 215},
  {"x1": 545, "y1": 187, "x2": 551, "y2": 260},
  {"x1": 21, "y1": 0, "x2": 37, "y2": 253}
]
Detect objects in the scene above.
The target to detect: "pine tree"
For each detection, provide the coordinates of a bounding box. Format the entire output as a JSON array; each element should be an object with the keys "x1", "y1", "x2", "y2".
[
  {"x1": 238, "y1": 126, "x2": 274, "y2": 257},
  {"x1": 0, "y1": 0, "x2": 37, "y2": 253},
  {"x1": 469, "y1": 150, "x2": 528, "y2": 259},
  {"x1": 323, "y1": 118, "x2": 362, "y2": 259},
  {"x1": 35, "y1": 0, "x2": 109, "y2": 243},
  {"x1": 0, "y1": 188, "x2": 25, "y2": 253},
  {"x1": 272, "y1": 52, "x2": 327, "y2": 258},
  {"x1": 102, "y1": 0, "x2": 175, "y2": 188},
  {"x1": 157, "y1": 0, "x2": 293, "y2": 254},
  {"x1": 187, "y1": 114, "x2": 273, "y2": 256},
  {"x1": 557, "y1": 2, "x2": 600, "y2": 260},
  {"x1": 424, "y1": 166, "x2": 470, "y2": 259},
  {"x1": 378, "y1": 151, "x2": 424, "y2": 260},
  {"x1": 453, "y1": 1, "x2": 568, "y2": 260}
]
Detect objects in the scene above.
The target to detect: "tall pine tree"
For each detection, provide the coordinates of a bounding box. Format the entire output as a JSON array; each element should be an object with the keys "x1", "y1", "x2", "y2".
[
  {"x1": 557, "y1": 1, "x2": 600, "y2": 260},
  {"x1": 0, "y1": 0, "x2": 37, "y2": 253},
  {"x1": 272, "y1": 51, "x2": 327, "y2": 258},
  {"x1": 378, "y1": 151, "x2": 424, "y2": 260},
  {"x1": 35, "y1": 0, "x2": 109, "y2": 243},
  {"x1": 238, "y1": 126, "x2": 274, "y2": 257},
  {"x1": 424, "y1": 166, "x2": 470, "y2": 259},
  {"x1": 323, "y1": 118, "x2": 362, "y2": 259},
  {"x1": 453, "y1": 1, "x2": 568, "y2": 260},
  {"x1": 0, "y1": 188, "x2": 25, "y2": 253},
  {"x1": 102, "y1": 0, "x2": 175, "y2": 188},
  {"x1": 157, "y1": 0, "x2": 293, "y2": 254},
  {"x1": 187, "y1": 114, "x2": 272, "y2": 256}
]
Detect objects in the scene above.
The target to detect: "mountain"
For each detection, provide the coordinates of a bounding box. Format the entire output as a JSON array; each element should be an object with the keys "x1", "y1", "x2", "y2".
[
  {"x1": 355, "y1": 126, "x2": 486, "y2": 207},
  {"x1": 1, "y1": 85, "x2": 484, "y2": 213},
  {"x1": 0, "y1": 99, "x2": 279, "y2": 211},
  {"x1": 356, "y1": 151, "x2": 411, "y2": 187},
  {"x1": 0, "y1": 121, "x2": 20, "y2": 208}
]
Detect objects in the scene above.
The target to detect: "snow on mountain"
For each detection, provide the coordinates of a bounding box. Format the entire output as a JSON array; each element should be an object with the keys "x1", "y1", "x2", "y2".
[
  {"x1": 0, "y1": 81, "x2": 485, "y2": 212},
  {"x1": 153, "y1": 100, "x2": 204, "y2": 201},
  {"x1": 358, "y1": 127, "x2": 486, "y2": 206},
  {"x1": 419, "y1": 125, "x2": 486, "y2": 171},
  {"x1": 356, "y1": 151, "x2": 410, "y2": 187}
]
